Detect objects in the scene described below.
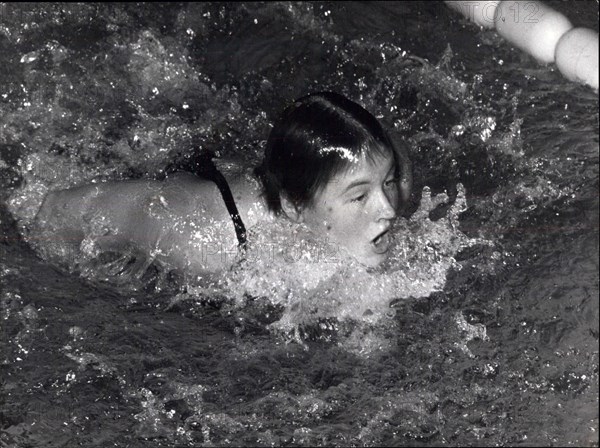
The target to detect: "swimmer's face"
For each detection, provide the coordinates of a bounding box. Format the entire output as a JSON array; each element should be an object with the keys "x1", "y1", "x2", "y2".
[{"x1": 299, "y1": 151, "x2": 399, "y2": 267}]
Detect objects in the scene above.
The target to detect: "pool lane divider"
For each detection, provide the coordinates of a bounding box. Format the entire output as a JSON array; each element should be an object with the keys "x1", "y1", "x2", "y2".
[{"x1": 445, "y1": 1, "x2": 599, "y2": 89}]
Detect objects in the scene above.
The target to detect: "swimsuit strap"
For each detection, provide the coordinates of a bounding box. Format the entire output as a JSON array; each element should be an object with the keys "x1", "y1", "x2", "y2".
[
  {"x1": 212, "y1": 170, "x2": 248, "y2": 249},
  {"x1": 194, "y1": 149, "x2": 247, "y2": 250}
]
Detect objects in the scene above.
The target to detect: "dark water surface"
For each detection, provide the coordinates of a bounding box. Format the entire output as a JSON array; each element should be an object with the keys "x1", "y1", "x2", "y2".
[{"x1": 1, "y1": 2, "x2": 598, "y2": 447}]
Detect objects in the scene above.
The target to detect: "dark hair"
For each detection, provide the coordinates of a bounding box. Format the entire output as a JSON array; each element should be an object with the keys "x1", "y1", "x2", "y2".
[{"x1": 255, "y1": 91, "x2": 405, "y2": 214}]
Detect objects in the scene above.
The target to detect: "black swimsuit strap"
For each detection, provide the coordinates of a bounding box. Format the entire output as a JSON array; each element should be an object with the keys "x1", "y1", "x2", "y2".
[
  {"x1": 193, "y1": 149, "x2": 247, "y2": 249},
  {"x1": 211, "y1": 168, "x2": 247, "y2": 249}
]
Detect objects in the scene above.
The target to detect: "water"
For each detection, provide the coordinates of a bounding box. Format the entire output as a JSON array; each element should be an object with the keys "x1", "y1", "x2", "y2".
[{"x1": 1, "y1": 2, "x2": 598, "y2": 446}]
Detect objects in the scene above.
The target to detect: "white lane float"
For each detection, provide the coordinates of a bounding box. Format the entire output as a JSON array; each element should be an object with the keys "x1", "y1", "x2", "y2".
[
  {"x1": 555, "y1": 27, "x2": 599, "y2": 90},
  {"x1": 494, "y1": 0, "x2": 572, "y2": 64},
  {"x1": 445, "y1": 0, "x2": 599, "y2": 89},
  {"x1": 446, "y1": 1, "x2": 499, "y2": 29}
]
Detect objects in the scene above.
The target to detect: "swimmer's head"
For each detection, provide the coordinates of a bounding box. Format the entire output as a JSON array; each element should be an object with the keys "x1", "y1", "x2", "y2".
[{"x1": 256, "y1": 92, "x2": 412, "y2": 266}]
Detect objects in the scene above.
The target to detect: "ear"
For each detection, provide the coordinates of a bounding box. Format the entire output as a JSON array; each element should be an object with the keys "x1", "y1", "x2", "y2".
[
  {"x1": 280, "y1": 194, "x2": 304, "y2": 223},
  {"x1": 391, "y1": 136, "x2": 413, "y2": 204},
  {"x1": 399, "y1": 172, "x2": 412, "y2": 204}
]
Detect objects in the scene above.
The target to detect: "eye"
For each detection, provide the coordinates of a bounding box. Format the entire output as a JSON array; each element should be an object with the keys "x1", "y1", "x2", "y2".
[{"x1": 351, "y1": 193, "x2": 367, "y2": 203}]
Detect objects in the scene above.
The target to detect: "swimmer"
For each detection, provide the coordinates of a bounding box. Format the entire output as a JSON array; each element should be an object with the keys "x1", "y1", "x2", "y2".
[{"x1": 32, "y1": 92, "x2": 412, "y2": 280}]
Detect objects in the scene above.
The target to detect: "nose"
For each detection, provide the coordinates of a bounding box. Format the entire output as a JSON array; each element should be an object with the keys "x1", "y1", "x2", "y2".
[{"x1": 374, "y1": 189, "x2": 396, "y2": 221}]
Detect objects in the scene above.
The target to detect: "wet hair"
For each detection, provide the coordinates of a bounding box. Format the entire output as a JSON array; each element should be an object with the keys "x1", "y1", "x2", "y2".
[{"x1": 255, "y1": 91, "x2": 404, "y2": 214}]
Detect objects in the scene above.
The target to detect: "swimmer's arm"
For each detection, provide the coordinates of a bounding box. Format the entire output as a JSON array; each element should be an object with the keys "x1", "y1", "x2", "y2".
[
  {"x1": 33, "y1": 180, "x2": 163, "y2": 261},
  {"x1": 35, "y1": 174, "x2": 238, "y2": 273},
  {"x1": 36, "y1": 180, "x2": 156, "y2": 241}
]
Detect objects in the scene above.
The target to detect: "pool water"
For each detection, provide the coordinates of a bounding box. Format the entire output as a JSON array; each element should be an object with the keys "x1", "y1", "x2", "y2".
[{"x1": 1, "y1": 2, "x2": 598, "y2": 446}]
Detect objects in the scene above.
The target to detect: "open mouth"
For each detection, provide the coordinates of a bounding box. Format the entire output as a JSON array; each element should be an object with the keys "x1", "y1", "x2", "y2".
[{"x1": 371, "y1": 229, "x2": 391, "y2": 254}]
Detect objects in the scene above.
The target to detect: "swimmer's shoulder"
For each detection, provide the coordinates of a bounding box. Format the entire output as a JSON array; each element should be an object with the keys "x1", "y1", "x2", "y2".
[
  {"x1": 165, "y1": 165, "x2": 273, "y2": 228},
  {"x1": 160, "y1": 171, "x2": 228, "y2": 217},
  {"x1": 225, "y1": 167, "x2": 273, "y2": 228}
]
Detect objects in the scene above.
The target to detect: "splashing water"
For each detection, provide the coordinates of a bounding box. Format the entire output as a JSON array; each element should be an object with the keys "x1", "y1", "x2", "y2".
[
  {"x1": 212, "y1": 184, "x2": 488, "y2": 335},
  {"x1": 1, "y1": 4, "x2": 596, "y2": 446}
]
